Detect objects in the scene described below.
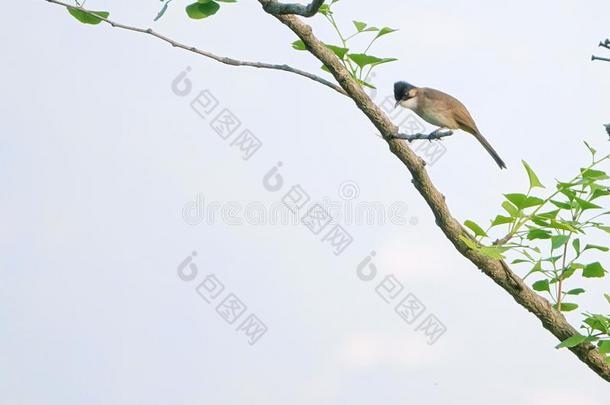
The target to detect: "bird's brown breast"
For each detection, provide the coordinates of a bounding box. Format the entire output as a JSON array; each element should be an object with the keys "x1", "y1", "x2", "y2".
[{"x1": 417, "y1": 88, "x2": 479, "y2": 134}]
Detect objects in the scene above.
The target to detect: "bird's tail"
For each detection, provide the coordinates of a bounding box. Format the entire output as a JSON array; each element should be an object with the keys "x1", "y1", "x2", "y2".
[{"x1": 471, "y1": 131, "x2": 507, "y2": 169}]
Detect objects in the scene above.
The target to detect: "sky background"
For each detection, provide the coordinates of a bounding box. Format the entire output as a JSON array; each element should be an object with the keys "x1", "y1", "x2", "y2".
[{"x1": 2, "y1": 0, "x2": 610, "y2": 403}]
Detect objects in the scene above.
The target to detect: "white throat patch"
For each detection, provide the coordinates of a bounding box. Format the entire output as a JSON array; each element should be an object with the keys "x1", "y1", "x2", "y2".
[{"x1": 399, "y1": 97, "x2": 418, "y2": 111}]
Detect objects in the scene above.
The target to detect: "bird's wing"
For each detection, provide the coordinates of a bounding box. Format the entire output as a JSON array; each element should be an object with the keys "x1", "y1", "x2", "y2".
[{"x1": 448, "y1": 97, "x2": 480, "y2": 135}]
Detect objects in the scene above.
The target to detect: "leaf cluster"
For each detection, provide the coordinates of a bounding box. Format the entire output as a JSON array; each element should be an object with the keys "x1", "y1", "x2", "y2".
[
  {"x1": 291, "y1": 0, "x2": 398, "y2": 88},
  {"x1": 463, "y1": 143, "x2": 610, "y2": 362}
]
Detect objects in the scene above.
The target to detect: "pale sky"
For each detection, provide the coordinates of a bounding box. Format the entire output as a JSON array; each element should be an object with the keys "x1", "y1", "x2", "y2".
[{"x1": 2, "y1": 0, "x2": 610, "y2": 403}]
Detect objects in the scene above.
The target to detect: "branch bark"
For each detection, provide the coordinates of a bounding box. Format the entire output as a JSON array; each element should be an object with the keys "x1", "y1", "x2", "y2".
[
  {"x1": 44, "y1": 0, "x2": 346, "y2": 96},
  {"x1": 257, "y1": 0, "x2": 610, "y2": 382},
  {"x1": 261, "y1": 0, "x2": 325, "y2": 17}
]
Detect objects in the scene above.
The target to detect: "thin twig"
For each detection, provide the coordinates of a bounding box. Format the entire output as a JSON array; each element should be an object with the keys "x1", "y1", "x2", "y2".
[
  {"x1": 392, "y1": 129, "x2": 454, "y2": 142},
  {"x1": 43, "y1": 0, "x2": 347, "y2": 96},
  {"x1": 592, "y1": 55, "x2": 610, "y2": 63}
]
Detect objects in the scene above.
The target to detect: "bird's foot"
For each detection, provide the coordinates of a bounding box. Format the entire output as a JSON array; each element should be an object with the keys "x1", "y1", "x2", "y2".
[
  {"x1": 391, "y1": 129, "x2": 454, "y2": 142},
  {"x1": 428, "y1": 128, "x2": 452, "y2": 141}
]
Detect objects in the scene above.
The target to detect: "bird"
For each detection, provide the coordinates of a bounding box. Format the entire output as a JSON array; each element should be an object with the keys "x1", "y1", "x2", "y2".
[{"x1": 393, "y1": 81, "x2": 506, "y2": 169}]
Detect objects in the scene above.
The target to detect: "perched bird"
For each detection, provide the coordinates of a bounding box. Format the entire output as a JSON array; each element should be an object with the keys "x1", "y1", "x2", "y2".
[{"x1": 394, "y1": 81, "x2": 506, "y2": 169}]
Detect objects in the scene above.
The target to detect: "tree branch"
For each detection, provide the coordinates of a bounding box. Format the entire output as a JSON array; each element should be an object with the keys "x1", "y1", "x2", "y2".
[
  {"x1": 591, "y1": 39, "x2": 610, "y2": 63},
  {"x1": 44, "y1": 0, "x2": 346, "y2": 96},
  {"x1": 592, "y1": 55, "x2": 610, "y2": 63},
  {"x1": 258, "y1": 2, "x2": 610, "y2": 382},
  {"x1": 261, "y1": 0, "x2": 325, "y2": 17},
  {"x1": 392, "y1": 129, "x2": 454, "y2": 142}
]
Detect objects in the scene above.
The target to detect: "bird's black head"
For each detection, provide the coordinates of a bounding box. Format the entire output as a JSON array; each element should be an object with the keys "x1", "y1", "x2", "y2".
[{"x1": 394, "y1": 81, "x2": 417, "y2": 104}]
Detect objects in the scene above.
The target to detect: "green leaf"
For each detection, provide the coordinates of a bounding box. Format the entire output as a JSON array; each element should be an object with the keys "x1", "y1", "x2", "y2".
[
  {"x1": 67, "y1": 7, "x2": 110, "y2": 25},
  {"x1": 505, "y1": 193, "x2": 544, "y2": 210},
  {"x1": 459, "y1": 235, "x2": 479, "y2": 250},
  {"x1": 325, "y1": 44, "x2": 349, "y2": 59},
  {"x1": 347, "y1": 54, "x2": 397, "y2": 68},
  {"x1": 550, "y1": 199, "x2": 571, "y2": 210},
  {"x1": 548, "y1": 220, "x2": 580, "y2": 233},
  {"x1": 583, "y1": 244, "x2": 609, "y2": 252},
  {"x1": 574, "y1": 197, "x2": 601, "y2": 211},
  {"x1": 591, "y1": 188, "x2": 610, "y2": 200},
  {"x1": 375, "y1": 26, "x2": 398, "y2": 38},
  {"x1": 553, "y1": 303, "x2": 579, "y2": 312},
  {"x1": 605, "y1": 293, "x2": 610, "y2": 304},
  {"x1": 318, "y1": 4, "x2": 331, "y2": 15},
  {"x1": 292, "y1": 40, "x2": 307, "y2": 50},
  {"x1": 373, "y1": 57, "x2": 399, "y2": 66},
  {"x1": 348, "y1": 53, "x2": 381, "y2": 68},
  {"x1": 561, "y1": 264, "x2": 580, "y2": 280},
  {"x1": 531, "y1": 216, "x2": 550, "y2": 227},
  {"x1": 186, "y1": 1, "x2": 220, "y2": 19},
  {"x1": 353, "y1": 20, "x2": 367, "y2": 32},
  {"x1": 356, "y1": 79, "x2": 376, "y2": 89},
  {"x1": 538, "y1": 209, "x2": 560, "y2": 219},
  {"x1": 599, "y1": 340, "x2": 610, "y2": 354},
  {"x1": 556, "y1": 334, "x2": 587, "y2": 348},
  {"x1": 597, "y1": 225, "x2": 610, "y2": 234},
  {"x1": 464, "y1": 220, "x2": 488, "y2": 237},
  {"x1": 583, "y1": 262, "x2": 606, "y2": 278},
  {"x1": 502, "y1": 201, "x2": 519, "y2": 217},
  {"x1": 479, "y1": 245, "x2": 508, "y2": 260},
  {"x1": 522, "y1": 160, "x2": 545, "y2": 189},
  {"x1": 154, "y1": 0, "x2": 173, "y2": 21},
  {"x1": 580, "y1": 167, "x2": 610, "y2": 180},
  {"x1": 565, "y1": 288, "x2": 585, "y2": 295},
  {"x1": 551, "y1": 235, "x2": 570, "y2": 250},
  {"x1": 572, "y1": 238, "x2": 580, "y2": 254},
  {"x1": 543, "y1": 254, "x2": 563, "y2": 264},
  {"x1": 527, "y1": 229, "x2": 552, "y2": 240},
  {"x1": 532, "y1": 279, "x2": 550, "y2": 292},
  {"x1": 491, "y1": 215, "x2": 514, "y2": 226},
  {"x1": 511, "y1": 259, "x2": 531, "y2": 264},
  {"x1": 584, "y1": 141, "x2": 597, "y2": 157},
  {"x1": 584, "y1": 314, "x2": 610, "y2": 333}
]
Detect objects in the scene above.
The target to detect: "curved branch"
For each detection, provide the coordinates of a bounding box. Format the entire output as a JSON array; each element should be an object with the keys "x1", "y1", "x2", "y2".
[
  {"x1": 43, "y1": 0, "x2": 346, "y2": 96},
  {"x1": 262, "y1": 0, "x2": 325, "y2": 17},
  {"x1": 258, "y1": 2, "x2": 610, "y2": 382}
]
